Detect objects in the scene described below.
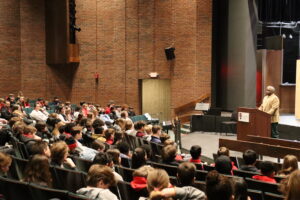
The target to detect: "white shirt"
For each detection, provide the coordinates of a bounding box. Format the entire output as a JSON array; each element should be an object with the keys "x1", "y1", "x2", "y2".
[{"x1": 30, "y1": 110, "x2": 48, "y2": 122}]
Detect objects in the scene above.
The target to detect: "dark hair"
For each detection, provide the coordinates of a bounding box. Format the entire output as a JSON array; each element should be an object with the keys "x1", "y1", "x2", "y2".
[
  {"x1": 190, "y1": 145, "x2": 202, "y2": 160},
  {"x1": 215, "y1": 155, "x2": 232, "y2": 175},
  {"x1": 23, "y1": 155, "x2": 52, "y2": 187},
  {"x1": 206, "y1": 170, "x2": 233, "y2": 200},
  {"x1": 50, "y1": 141, "x2": 68, "y2": 165},
  {"x1": 91, "y1": 140, "x2": 105, "y2": 151},
  {"x1": 29, "y1": 141, "x2": 49, "y2": 156},
  {"x1": 162, "y1": 145, "x2": 177, "y2": 163},
  {"x1": 93, "y1": 152, "x2": 112, "y2": 165},
  {"x1": 243, "y1": 149, "x2": 257, "y2": 165},
  {"x1": 134, "y1": 121, "x2": 146, "y2": 130},
  {"x1": 217, "y1": 147, "x2": 229, "y2": 157},
  {"x1": 132, "y1": 147, "x2": 146, "y2": 169},
  {"x1": 70, "y1": 126, "x2": 82, "y2": 137},
  {"x1": 141, "y1": 144, "x2": 152, "y2": 160},
  {"x1": 233, "y1": 178, "x2": 248, "y2": 200},
  {"x1": 117, "y1": 142, "x2": 130, "y2": 155},
  {"x1": 104, "y1": 128, "x2": 115, "y2": 140},
  {"x1": 106, "y1": 149, "x2": 120, "y2": 165},
  {"x1": 86, "y1": 164, "x2": 116, "y2": 187},
  {"x1": 113, "y1": 131, "x2": 123, "y2": 144},
  {"x1": 152, "y1": 125, "x2": 161, "y2": 134},
  {"x1": 92, "y1": 119, "x2": 105, "y2": 129},
  {"x1": 35, "y1": 121, "x2": 47, "y2": 132},
  {"x1": 94, "y1": 127, "x2": 104, "y2": 135},
  {"x1": 260, "y1": 161, "x2": 275, "y2": 176},
  {"x1": 64, "y1": 123, "x2": 76, "y2": 133},
  {"x1": 177, "y1": 162, "x2": 196, "y2": 186}
]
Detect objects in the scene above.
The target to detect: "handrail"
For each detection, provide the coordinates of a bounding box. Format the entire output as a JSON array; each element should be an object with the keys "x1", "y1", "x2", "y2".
[{"x1": 174, "y1": 93, "x2": 210, "y2": 116}]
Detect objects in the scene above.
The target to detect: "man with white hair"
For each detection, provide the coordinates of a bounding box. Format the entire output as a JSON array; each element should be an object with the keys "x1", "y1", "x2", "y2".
[{"x1": 259, "y1": 86, "x2": 280, "y2": 138}]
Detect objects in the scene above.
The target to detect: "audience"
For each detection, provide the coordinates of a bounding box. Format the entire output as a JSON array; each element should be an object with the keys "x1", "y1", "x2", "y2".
[
  {"x1": 284, "y1": 170, "x2": 300, "y2": 200},
  {"x1": 77, "y1": 164, "x2": 118, "y2": 200},
  {"x1": 177, "y1": 162, "x2": 196, "y2": 186},
  {"x1": 216, "y1": 147, "x2": 237, "y2": 170},
  {"x1": 206, "y1": 170, "x2": 233, "y2": 200},
  {"x1": 135, "y1": 121, "x2": 146, "y2": 137},
  {"x1": 240, "y1": 149, "x2": 258, "y2": 172},
  {"x1": 252, "y1": 161, "x2": 276, "y2": 183},
  {"x1": 131, "y1": 147, "x2": 147, "y2": 169},
  {"x1": 50, "y1": 141, "x2": 76, "y2": 169},
  {"x1": 130, "y1": 165, "x2": 154, "y2": 196},
  {"x1": 150, "y1": 125, "x2": 162, "y2": 143},
  {"x1": 189, "y1": 145, "x2": 202, "y2": 164},
  {"x1": 161, "y1": 144, "x2": 178, "y2": 166},
  {"x1": 29, "y1": 140, "x2": 51, "y2": 158},
  {"x1": 0, "y1": 152, "x2": 12, "y2": 177},
  {"x1": 232, "y1": 178, "x2": 251, "y2": 200},
  {"x1": 278, "y1": 154, "x2": 298, "y2": 177},
  {"x1": 215, "y1": 155, "x2": 233, "y2": 175}
]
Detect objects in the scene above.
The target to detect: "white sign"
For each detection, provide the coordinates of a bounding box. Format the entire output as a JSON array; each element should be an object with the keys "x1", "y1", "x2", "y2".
[
  {"x1": 238, "y1": 112, "x2": 250, "y2": 122},
  {"x1": 195, "y1": 103, "x2": 210, "y2": 111}
]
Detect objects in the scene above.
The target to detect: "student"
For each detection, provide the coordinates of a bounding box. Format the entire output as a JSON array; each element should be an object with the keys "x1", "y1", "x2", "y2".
[
  {"x1": 216, "y1": 147, "x2": 238, "y2": 170},
  {"x1": 177, "y1": 162, "x2": 197, "y2": 187},
  {"x1": 143, "y1": 125, "x2": 152, "y2": 141},
  {"x1": 284, "y1": 170, "x2": 300, "y2": 200},
  {"x1": 150, "y1": 125, "x2": 162, "y2": 143},
  {"x1": 125, "y1": 120, "x2": 135, "y2": 136},
  {"x1": 135, "y1": 121, "x2": 146, "y2": 137},
  {"x1": 106, "y1": 149, "x2": 121, "y2": 165},
  {"x1": 29, "y1": 140, "x2": 51, "y2": 158},
  {"x1": 240, "y1": 149, "x2": 258, "y2": 172},
  {"x1": 252, "y1": 161, "x2": 276, "y2": 183},
  {"x1": 130, "y1": 165, "x2": 154, "y2": 196},
  {"x1": 278, "y1": 154, "x2": 298, "y2": 177},
  {"x1": 131, "y1": 147, "x2": 147, "y2": 169},
  {"x1": 161, "y1": 144, "x2": 178, "y2": 166},
  {"x1": 189, "y1": 145, "x2": 202, "y2": 164},
  {"x1": 215, "y1": 155, "x2": 233, "y2": 175},
  {"x1": 92, "y1": 126, "x2": 106, "y2": 143},
  {"x1": 104, "y1": 128, "x2": 115, "y2": 145},
  {"x1": 23, "y1": 154, "x2": 52, "y2": 187},
  {"x1": 77, "y1": 165, "x2": 118, "y2": 200},
  {"x1": 233, "y1": 178, "x2": 251, "y2": 200},
  {"x1": 0, "y1": 152, "x2": 12, "y2": 177},
  {"x1": 206, "y1": 170, "x2": 233, "y2": 200},
  {"x1": 50, "y1": 141, "x2": 76, "y2": 169}
]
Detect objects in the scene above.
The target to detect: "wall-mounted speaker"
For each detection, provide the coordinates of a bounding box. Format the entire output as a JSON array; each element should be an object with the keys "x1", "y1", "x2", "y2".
[{"x1": 164, "y1": 47, "x2": 175, "y2": 60}]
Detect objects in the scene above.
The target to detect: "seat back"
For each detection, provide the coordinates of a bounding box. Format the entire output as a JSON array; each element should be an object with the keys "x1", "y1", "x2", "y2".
[
  {"x1": 9, "y1": 156, "x2": 29, "y2": 180},
  {"x1": 71, "y1": 156, "x2": 92, "y2": 173},
  {"x1": 233, "y1": 169, "x2": 259, "y2": 179},
  {"x1": 245, "y1": 178, "x2": 281, "y2": 195},
  {"x1": 151, "y1": 162, "x2": 178, "y2": 176},
  {"x1": 203, "y1": 164, "x2": 214, "y2": 171},
  {"x1": 0, "y1": 176, "x2": 32, "y2": 200},
  {"x1": 247, "y1": 189, "x2": 263, "y2": 200},
  {"x1": 169, "y1": 176, "x2": 178, "y2": 186},
  {"x1": 117, "y1": 181, "x2": 142, "y2": 200},
  {"x1": 29, "y1": 183, "x2": 68, "y2": 200},
  {"x1": 68, "y1": 192, "x2": 91, "y2": 200},
  {"x1": 195, "y1": 170, "x2": 208, "y2": 181},
  {"x1": 193, "y1": 181, "x2": 206, "y2": 192},
  {"x1": 51, "y1": 166, "x2": 87, "y2": 193},
  {"x1": 120, "y1": 157, "x2": 132, "y2": 168},
  {"x1": 264, "y1": 192, "x2": 285, "y2": 200},
  {"x1": 115, "y1": 166, "x2": 134, "y2": 182}
]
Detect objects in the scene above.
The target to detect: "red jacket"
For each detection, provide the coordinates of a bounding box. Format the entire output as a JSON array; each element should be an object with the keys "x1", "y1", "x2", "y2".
[
  {"x1": 131, "y1": 176, "x2": 147, "y2": 191},
  {"x1": 190, "y1": 158, "x2": 202, "y2": 164},
  {"x1": 252, "y1": 175, "x2": 276, "y2": 183}
]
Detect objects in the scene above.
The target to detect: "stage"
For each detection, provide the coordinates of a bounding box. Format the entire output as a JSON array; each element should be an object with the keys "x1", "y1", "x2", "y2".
[
  {"x1": 279, "y1": 114, "x2": 300, "y2": 127},
  {"x1": 278, "y1": 114, "x2": 300, "y2": 141}
]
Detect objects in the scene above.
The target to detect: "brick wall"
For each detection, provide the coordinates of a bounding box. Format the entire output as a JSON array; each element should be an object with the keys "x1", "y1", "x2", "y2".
[{"x1": 0, "y1": 0, "x2": 212, "y2": 115}]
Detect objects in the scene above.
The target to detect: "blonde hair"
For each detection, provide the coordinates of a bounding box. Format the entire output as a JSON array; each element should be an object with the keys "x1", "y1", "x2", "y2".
[
  {"x1": 279, "y1": 155, "x2": 298, "y2": 176},
  {"x1": 285, "y1": 170, "x2": 300, "y2": 200},
  {"x1": 147, "y1": 169, "x2": 170, "y2": 192},
  {"x1": 144, "y1": 125, "x2": 153, "y2": 135},
  {"x1": 0, "y1": 152, "x2": 12, "y2": 171},
  {"x1": 133, "y1": 165, "x2": 154, "y2": 177},
  {"x1": 50, "y1": 141, "x2": 69, "y2": 165}
]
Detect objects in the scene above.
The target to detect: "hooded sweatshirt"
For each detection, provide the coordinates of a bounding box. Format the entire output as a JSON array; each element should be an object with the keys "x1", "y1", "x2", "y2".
[{"x1": 77, "y1": 187, "x2": 118, "y2": 200}]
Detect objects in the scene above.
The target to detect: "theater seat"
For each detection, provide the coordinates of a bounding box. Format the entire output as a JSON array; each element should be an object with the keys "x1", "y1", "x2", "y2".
[
  {"x1": 245, "y1": 178, "x2": 281, "y2": 195},
  {"x1": 0, "y1": 176, "x2": 32, "y2": 200},
  {"x1": 247, "y1": 189, "x2": 263, "y2": 200},
  {"x1": 29, "y1": 183, "x2": 68, "y2": 200},
  {"x1": 264, "y1": 192, "x2": 285, "y2": 200}
]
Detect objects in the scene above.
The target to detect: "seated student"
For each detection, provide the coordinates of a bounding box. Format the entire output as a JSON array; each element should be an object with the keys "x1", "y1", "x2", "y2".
[
  {"x1": 50, "y1": 141, "x2": 76, "y2": 169},
  {"x1": 112, "y1": 131, "x2": 123, "y2": 145},
  {"x1": 92, "y1": 153, "x2": 123, "y2": 182},
  {"x1": 117, "y1": 142, "x2": 131, "y2": 159},
  {"x1": 233, "y1": 178, "x2": 251, "y2": 200},
  {"x1": 130, "y1": 166, "x2": 154, "y2": 196},
  {"x1": 177, "y1": 162, "x2": 197, "y2": 187},
  {"x1": 125, "y1": 120, "x2": 135, "y2": 136},
  {"x1": 30, "y1": 103, "x2": 48, "y2": 122},
  {"x1": 150, "y1": 125, "x2": 162, "y2": 143},
  {"x1": 0, "y1": 152, "x2": 12, "y2": 177},
  {"x1": 104, "y1": 128, "x2": 115, "y2": 145},
  {"x1": 139, "y1": 168, "x2": 206, "y2": 200},
  {"x1": 161, "y1": 144, "x2": 179, "y2": 166},
  {"x1": 92, "y1": 127, "x2": 106, "y2": 143},
  {"x1": 215, "y1": 155, "x2": 233, "y2": 175},
  {"x1": 143, "y1": 125, "x2": 152, "y2": 141},
  {"x1": 284, "y1": 170, "x2": 300, "y2": 200},
  {"x1": 19, "y1": 125, "x2": 41, "y2": 153},
  {"x1": 35, "y1": 121, "x2": 51, "y2": 141},
  {"x1": 29, "y1": 140, "x2": 51, "y2": 158},
  {"x1": 240, "y1": 149, "x2": 258, "y2": 172},
  {"x1": 278, "y1": 154, "x2": 298, "y2": 177},
  {"x1": 135, "y1": 121, "x2": 146, "y2": 137},
  {"x1": 160, "y1": 132, "x2": 170, "y2": 144},
  {"x1": 216, "y1": 147, "x2": 237, "y2": 170},
  {"x1": 113, "y1": 118, "x2": 126, "y2": 132},
  {"x1": 106, "y1": 149, "x2": 121, "y2": 165},
  {"x1": 206, "y1": 170, "x2": 233, "y2": 200},
  {"x1": 252, "y1": 161, "x2": 276, "y2": 183},
  {"x1": 23, "y1": 154, "x2": 52, "y2": 187},
  {"x1": 131, "y1": 147, "x2": 147, "y2": 169},
  {"x1": 189, "y1": 145, "x2": 202, "y2": 164},
  {"x1": 77, "y1": 165, "x2": 118, "y2": 200},
  {"x1": 91, "y1": 140, "x2": 106, "y2": 153}
]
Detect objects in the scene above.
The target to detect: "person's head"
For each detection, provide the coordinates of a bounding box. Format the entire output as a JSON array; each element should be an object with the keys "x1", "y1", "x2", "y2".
[
  {"x1": 162, "y1": 144, "x2": 177, "y2": 163},
  {"x1": 190, "y1": 145, "x2": 202, "y2": 160},
  {"x1": 125, "y1": 120, "x2": 133, "y2": 131},
  {"x1": 206, "y1": 170, "x2": 234, "y2": 200},
  {"x1": 91, "y1": 140, "x2": 105, "y2": 152},
  {"x1": 133, "y1": 165, "x2": 154, "y2": 177},
  {"x1": 92, "y1": 119, "x2": 105, "y2": 129},
  {"x1": 29, "y1": 140, "x2": 51, "y2": 158},
  {"x1": 147, "y1": 169, "x2": 170, "y2": 193},
  {"x1": 106, "y1": 149, "x2": 121, "y2": 165},
  {"x1": 23, "y1": 154, "x2": 52, "y2": 187},
  {"x1": 285, "y1": 170, "x2": 300, "y2": 200},
  {"x1": 86, "y1": 164, "x2": 116, "y2": 189},
  {"x1": 93, "y1": 152, "x2": 113, "y2": 167},
  {"x1": 134, "y1": 121, "x2": 146, "y2": 131},
  {"x1": 217, "y1": 147, "x2": 229, "y2": 157},
  {"x1": 152, "y1": 125, "x2": 162, "y2": 136},
  {"x1": 215, "y1": 155, "x2": 232, "y2": 175},
  {"x1": 266, "y1": 85, "x2": 275, "y2": 96},
  {"x1": 132, "y1": 147, "x2": 147, "y2": 169},
  {"x1": 65, "y1": 137, "x2": 78, "y2": 152},
  {"x1": 242, "y1": 149, "x2": 257, "y2": 165},
  {"x1": 177, "y1": 162, "x2": 196, "y2": 186},
  {"x1": 144, "y1": 125, "x2": 152, "y2": 135},
  {"x1": 64, "y1": 122, "x2": 76, "y2": 134},
  {"x1": 117, "y1": 142, "x2": 130, "y2": 155},
  {"x1": 11, "y1": 104, "x2": 21, "y2": 112},
  {"x1": 260, "y1": 161, "x2": 275, "y2": 177},
  {"x1": 141, "y1": 144, "x2": 152, "y2": 160},
  {"x1": 23, "y1": 125, "x2": 37, "y2": 135},
  {"x1": 94, "y1": 127, "x2": 104, "y2": 135},
  {"x1": 56, "y1": 105, "x2": 65, "y2": 114},
  {"x1": 9, "y1": 117, "x2": 22, "y2": 128},
  {"x1": 0, "y1": 152, "x2": 12, "y2": 173},
  {"x1": 104, "y1": 128, "x2": 115, "y2": 141},
  {"x1": 281, "y1": 155, "x2": 299, "y2": 176},
  {"x1": 115, "y1": 118, "x2": 126, "y2": 130},
  {"x1": 160, "y1": 133, "x2": 170, "y2": 144},
  {"x1": 35, "y1": 121, "x2": 47, "y2": 132},
  {"x1": 34, "y1": 103, "x2": 41, "y2": 111},
  {"x1": 50, "y1": 141, "x2": 69, "y2": 165},
  {"x1": 233, "y1": 178, "x2": 248, "y2": 200},
  {"x1": 120, "y1": 111, "x2": 128, "y2": 119},
  {"x1": 70, "y1": 126, "x2": 82, "y2": 140},
  {"x1": 5, "y1": 100, "x2": 10, "y2": 108}
]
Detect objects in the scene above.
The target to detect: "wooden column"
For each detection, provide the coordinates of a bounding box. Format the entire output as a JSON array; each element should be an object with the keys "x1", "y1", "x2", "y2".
[{"x1": 296, "y1": 60, "x2": 300, "y2": 119}]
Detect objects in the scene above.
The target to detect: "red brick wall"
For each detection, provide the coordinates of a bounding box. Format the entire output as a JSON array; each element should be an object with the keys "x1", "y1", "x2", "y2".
[{"x1": 0, "y1": 0, "x2": 212, "y2": 115}]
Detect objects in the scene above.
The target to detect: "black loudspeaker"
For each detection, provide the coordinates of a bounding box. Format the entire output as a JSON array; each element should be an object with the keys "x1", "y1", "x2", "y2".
[{"x1": 164, "y1": 47, "x2": 175, "y2": 60}]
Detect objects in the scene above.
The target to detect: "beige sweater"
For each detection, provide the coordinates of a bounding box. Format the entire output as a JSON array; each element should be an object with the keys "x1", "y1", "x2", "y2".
[{"x1": 259, "y1": 93, "x2": 280, "y2": 123}]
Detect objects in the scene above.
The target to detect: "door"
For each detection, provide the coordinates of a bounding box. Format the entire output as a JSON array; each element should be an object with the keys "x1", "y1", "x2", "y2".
[{"x1": 142, "y1": 79, "x2": 171, "y2": 121}]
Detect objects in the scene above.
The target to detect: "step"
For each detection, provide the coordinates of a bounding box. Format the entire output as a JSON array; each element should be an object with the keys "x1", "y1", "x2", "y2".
[
  {"x1": 180, "y1": 127, "x2": 190, "y2": 134},
  {"x1": 182, "y1": 123, "x2": 190, "y2": 129}
]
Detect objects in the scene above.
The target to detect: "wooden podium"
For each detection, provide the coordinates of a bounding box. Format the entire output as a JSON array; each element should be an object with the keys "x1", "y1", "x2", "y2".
[{"x1": 237, "y1": 107, "x2": 271, "y2": 141}]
